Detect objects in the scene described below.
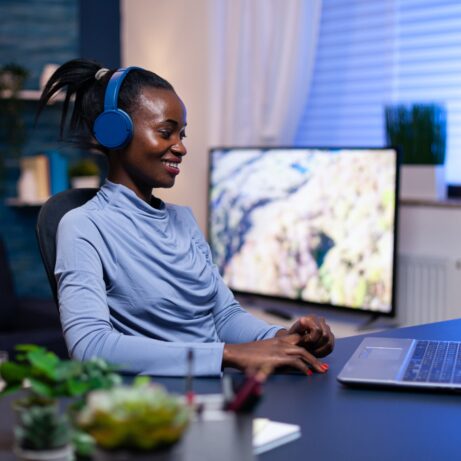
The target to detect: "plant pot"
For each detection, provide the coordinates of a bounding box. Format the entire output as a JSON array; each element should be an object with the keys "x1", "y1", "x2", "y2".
[
  {"x1": 14, "y1": 444, "x2": 73, "y2": 461},
  {"x1": 400, "y1": 165, "x2": 446, "y2": 201},
  {"x1": 71, "y1": 176, "x2": 100, "y2": 189},
  {"x1": 93, "y1": 446, "x2": 174, "y2": 461}
]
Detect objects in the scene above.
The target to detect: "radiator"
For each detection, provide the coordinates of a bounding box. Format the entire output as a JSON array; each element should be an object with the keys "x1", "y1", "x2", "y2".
[{"x1": 397, "y1": 254, "x2": 461, "y2": 326}]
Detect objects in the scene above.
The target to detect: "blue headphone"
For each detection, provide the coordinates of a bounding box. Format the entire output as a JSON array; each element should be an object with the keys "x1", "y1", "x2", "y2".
[{"x1": 93, "y1": 66, "x2": 142, "y2": 149}]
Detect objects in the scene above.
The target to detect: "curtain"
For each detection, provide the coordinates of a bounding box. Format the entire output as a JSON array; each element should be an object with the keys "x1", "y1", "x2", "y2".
[{"x1": 209, "y1": 0, "x2": 322, "y2": 147}]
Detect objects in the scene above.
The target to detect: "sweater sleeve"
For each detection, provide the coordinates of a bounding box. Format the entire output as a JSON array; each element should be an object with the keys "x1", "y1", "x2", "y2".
[
  {"x1": 184, "y1": 208, "x2": 285, "y2": 343},
  {"x1": 56, "y1": 210, "x2": 224, "y2": 377}
]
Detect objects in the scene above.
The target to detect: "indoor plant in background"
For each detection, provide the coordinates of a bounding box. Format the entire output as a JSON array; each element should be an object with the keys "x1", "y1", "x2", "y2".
[
  {"x1": 0, "y1": 344, "x2": 121, "y2": 460},
  {"x1": 69, "y1": 158, "x2": 101, "y2": 189},
  {"x1": 385, "y1": 102, "x2": 447, "y2": 200}
]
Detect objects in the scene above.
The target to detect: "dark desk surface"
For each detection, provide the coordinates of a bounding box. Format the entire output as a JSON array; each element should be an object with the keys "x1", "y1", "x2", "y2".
[{"x1": 2, "y1": 319, "x2": 461, "y2": 461}]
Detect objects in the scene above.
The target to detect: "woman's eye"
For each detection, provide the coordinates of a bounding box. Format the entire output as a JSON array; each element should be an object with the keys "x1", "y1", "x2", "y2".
[
  {"x1": 159, "y1": 130, "x2": 171, "y2": 139},
  {"x1": 180, "y1": 132, "x2": 187, "y2": 140}
]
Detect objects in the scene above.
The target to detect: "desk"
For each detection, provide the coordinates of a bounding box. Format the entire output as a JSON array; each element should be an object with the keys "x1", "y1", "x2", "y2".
[{"x1": 2, "y1": 319, "x2": 461, "y2": 460}]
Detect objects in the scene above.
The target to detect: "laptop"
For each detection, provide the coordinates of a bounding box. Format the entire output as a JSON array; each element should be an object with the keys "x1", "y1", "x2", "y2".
[{"x1": 337, "y1": 337, "x2": 461, "y2": 391}]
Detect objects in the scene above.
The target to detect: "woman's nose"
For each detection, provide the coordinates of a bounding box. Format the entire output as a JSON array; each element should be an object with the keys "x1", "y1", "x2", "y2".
[{"x1": 172, "y1": 140, "x2": 187, "y2": 156}]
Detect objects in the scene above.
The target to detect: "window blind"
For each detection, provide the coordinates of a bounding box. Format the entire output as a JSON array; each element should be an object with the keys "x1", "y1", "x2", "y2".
[{"x1": 296, "y1": 0, "x2": 461, "y2": 184}]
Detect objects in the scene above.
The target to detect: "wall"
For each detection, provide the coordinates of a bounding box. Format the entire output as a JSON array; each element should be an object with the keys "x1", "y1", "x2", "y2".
[
  {"x1": 0, "y1": 0, "x2": 120, "y2": 299},
  {"x1": 0, "y1": 0, "x2": 79, "y2": 298},
  {"x1": 122, "y1": 0, "x2": 211, "y2": 232}
]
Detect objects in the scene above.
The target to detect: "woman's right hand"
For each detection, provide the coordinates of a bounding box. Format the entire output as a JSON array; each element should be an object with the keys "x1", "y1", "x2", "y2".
[{"x1": 222, "y1": 334, "x2": 329, "y2": 375}]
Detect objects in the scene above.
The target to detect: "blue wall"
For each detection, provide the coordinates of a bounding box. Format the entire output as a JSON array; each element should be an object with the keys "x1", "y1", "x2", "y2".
[{"x1": 0, "y1": 0, "x2": 119, "y2": 299}]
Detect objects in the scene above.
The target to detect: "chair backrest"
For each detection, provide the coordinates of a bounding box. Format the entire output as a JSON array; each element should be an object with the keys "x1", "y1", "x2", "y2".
[
  {"x1": 36, "y1": 188, "x2": 99, "y2": 306},
  {"x1": 0, "y1": 235, "x2": 19, "y2": 329}
]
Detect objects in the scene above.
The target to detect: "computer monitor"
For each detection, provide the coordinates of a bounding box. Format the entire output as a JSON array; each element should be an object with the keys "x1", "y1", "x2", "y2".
[{"x1": 207, "y1": 147, "x2": 399, "y2": 316}]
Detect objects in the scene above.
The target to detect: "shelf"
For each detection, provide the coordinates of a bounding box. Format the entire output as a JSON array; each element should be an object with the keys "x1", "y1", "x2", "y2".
[
  {"x1": 5, "y1": 197, "x2": 47, "y2": 207},
  {"x1": 0, "y1": 89, "x2": 64, "y2": 103},
  {"x1": 400, "y1": 197, "x2": 461, "y2": 209}
]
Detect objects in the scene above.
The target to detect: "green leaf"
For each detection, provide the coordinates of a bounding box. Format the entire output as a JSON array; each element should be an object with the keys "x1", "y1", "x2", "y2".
[
  {"x1": 54, "y1": 360, "x2": 82, "y2": 381},
  {"x1": 15, "y1": 344, "x2": 43, "y2": 353},
  {"x1": 67, "y1": 379, "x2": 89, "y2": 397},
  {"x1": 28, "y1": 378, "x2": 53, "y2": 398},
  {"x1": 27, "y1": 349, "x2": 60, "y2": 379},
  {"x1": 0, "y1": 361, "x2": 29, "y2": 384}
]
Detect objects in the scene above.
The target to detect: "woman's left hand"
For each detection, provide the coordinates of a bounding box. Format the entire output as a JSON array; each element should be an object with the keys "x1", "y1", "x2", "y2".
[{"x1": 276, "y1": 315, "x2": 335, "y2": 358}]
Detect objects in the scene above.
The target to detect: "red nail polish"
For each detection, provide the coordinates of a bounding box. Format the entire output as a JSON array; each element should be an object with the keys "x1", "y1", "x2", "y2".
[{"x1": 307, "y1": 369, "x2": 313, "y2": 376}]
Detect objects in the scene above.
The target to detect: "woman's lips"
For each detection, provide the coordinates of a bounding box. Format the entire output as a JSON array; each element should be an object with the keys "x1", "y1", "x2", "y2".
[{"x1": 162, "y1": 160, "x2": 180, "y2": 175}]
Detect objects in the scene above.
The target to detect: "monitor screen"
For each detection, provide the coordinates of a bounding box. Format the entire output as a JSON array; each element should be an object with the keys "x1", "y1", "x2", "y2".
[{"x1": 207, "y1": 147, "x2": 399, "y2": 316}]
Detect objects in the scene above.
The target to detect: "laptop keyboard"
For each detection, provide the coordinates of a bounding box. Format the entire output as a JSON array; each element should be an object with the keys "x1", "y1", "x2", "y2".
[{"x1": 403, "y1": 340, "x2": 461, "y2": 383}]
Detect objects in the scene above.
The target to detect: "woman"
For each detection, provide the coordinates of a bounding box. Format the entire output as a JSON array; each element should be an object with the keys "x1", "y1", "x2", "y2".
[{"x1": 37, "y1": 59, "x2": 334, "y2": 376}]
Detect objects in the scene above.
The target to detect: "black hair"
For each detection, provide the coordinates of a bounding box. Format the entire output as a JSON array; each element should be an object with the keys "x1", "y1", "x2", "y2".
[{"x1": 35, "y1": 58, "x2": 175, "y2": 153}]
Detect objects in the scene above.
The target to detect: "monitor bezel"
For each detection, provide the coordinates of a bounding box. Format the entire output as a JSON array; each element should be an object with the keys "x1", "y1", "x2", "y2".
[{"x1": 207, "y1": 146, "x2": 401, "y2": 318}]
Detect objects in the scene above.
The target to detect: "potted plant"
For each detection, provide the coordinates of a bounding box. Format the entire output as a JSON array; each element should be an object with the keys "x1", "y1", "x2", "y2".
[
  {"x1": 0, "y1": 63, "x2": 29, "y2": 94},
  {"x1": 0, "y1": 344, "x2": 121, "y2": 459},
  {"x1": 14, "y1": 405, "x2": 73, "y2": 461},
  {"x1": 69, "y1": 158, "x2": 101, "y2": 189},
  {"x1": 385, "y1": 102, "x2": 447, "y2": 200},
  {"x1": 0, "y1": 344, "x2": 121, "y2": 406},
  {"x1": 76, "y1": 378, "x2": 190, "y2": 460}
]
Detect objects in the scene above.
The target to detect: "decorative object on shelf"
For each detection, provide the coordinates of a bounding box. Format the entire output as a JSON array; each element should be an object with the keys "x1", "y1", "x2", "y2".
[
  {"x1": 0, "y1": 344, "x2": 122, "y2": 460},
  {"x1": 76, "y1": 377, "x2": 190, "y2": 457},
  {"x1": 0, "y1": 63, "x2": 30, "y2": 193},
  {"x1": 385, "y1": 103, "x2": 447, "y2": 200},
  {"x1": 69, "y1": 158, "x2": 100, "y2": 188},
  {"x1": 0, "y1": 63, "x2": 29, "y2": 94}
]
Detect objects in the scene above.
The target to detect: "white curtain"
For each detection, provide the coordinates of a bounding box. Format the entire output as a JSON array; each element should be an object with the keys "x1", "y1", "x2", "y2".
[{"x1": 209, "y1": 0, "x2": 322, "y2": 147}]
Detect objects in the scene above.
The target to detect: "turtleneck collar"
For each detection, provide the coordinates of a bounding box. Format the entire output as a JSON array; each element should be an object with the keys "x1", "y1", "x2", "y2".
[{"x1": 99, "y1": 180, "x2": 167, "y2": 218}]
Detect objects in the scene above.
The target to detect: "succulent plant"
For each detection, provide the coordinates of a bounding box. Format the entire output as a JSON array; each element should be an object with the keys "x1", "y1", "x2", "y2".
[
  {"x1": 77, "y1": 380, "x2": 190, "y2": 452},
  {"x1": 14, "y1": 405, "x2": 71, "y2": 450}
]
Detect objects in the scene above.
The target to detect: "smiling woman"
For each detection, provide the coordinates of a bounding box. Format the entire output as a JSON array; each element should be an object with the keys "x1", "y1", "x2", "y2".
[{"x1": 34, "y1": 59, "x2": 335, "y2": 377}]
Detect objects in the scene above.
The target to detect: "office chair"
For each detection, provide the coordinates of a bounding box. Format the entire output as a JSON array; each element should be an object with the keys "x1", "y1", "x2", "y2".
[{"x1": 36, "y1": 188, "x2": 99, "y2": 306}]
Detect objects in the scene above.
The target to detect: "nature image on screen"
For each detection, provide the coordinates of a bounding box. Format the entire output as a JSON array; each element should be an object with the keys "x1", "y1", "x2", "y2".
[{"x1": 208, "y1": 148, "x2": 397, "y2": 314}]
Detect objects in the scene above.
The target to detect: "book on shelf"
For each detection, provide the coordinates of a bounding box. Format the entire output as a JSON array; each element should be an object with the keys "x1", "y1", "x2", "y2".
[
  {"x1": 46, "y1": 150, "x2": 69, "y2": 195},
  {"x1": 18, "y1": 154, "x2": 50, "y2": 202},
  {"x1": 16, "y1": 151, "x2": 69, "y2": 204}
]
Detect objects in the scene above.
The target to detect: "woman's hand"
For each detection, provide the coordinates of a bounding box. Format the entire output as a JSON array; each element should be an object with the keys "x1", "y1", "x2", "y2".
[
  {"x1": 222, "y1": 334, "x2": 329, "y2": 375},
  {"x1": 277, "y1": 315, "x2": 335, "y2": 358}
]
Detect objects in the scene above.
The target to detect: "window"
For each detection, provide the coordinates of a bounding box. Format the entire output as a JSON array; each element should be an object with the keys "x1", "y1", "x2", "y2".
[{"x1": 296, "y1": 0, "x2": 461, "y2": 185}]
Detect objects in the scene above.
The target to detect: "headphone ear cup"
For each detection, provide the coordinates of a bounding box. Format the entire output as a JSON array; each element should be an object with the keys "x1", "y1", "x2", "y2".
[{"x1": 93, "y1": 109, "x2": 133, "y2": 149}]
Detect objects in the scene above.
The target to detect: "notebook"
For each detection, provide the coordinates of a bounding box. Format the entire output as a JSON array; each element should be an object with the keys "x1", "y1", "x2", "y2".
[
  {"x1": 253, "y1": 418, "x2": 301, "y2": 455},
  {"x1": 337, "y1": 337, "x2": 461, "y2": 390}
]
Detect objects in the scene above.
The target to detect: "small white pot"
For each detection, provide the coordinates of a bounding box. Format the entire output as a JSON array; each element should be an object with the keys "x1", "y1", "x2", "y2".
[
  {"x1": 71, "y1": 176, "x2": 100, "y2": 189},
  {"x1": 400, "y1": 165, "x2": 446, "y2": 200},
  {"x1": 14, "y1": 444, "x2": 73, "y2": 461}
]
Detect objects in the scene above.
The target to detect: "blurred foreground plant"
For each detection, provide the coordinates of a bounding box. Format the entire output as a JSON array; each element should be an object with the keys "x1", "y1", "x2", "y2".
[{"x1": 77, "y1": 378, "x2": 190, "y2": 452}]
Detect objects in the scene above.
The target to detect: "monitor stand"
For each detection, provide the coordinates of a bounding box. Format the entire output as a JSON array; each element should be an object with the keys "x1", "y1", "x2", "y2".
[
  {"x1": 238, "y1": 294, "x2": 400, "y2": 338},
  {"x1": 356, "y1": 313, "x2": 381, "y2": 331}
]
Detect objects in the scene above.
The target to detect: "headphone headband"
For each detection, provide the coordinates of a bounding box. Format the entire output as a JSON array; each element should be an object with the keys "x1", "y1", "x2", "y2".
[{"x1": 104, "y1": 66, "x2": 142, "y2": 111}]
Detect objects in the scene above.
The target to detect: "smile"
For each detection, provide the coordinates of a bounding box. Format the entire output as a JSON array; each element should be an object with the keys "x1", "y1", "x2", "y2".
[{"x1": 162, "y1": 160, "x2": 181, "y2": 175}]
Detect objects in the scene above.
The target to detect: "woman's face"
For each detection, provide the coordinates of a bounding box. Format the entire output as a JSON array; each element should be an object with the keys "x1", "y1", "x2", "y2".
[{"x1": 108, "y1": 87, "x2": 187, "y2": 199}]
